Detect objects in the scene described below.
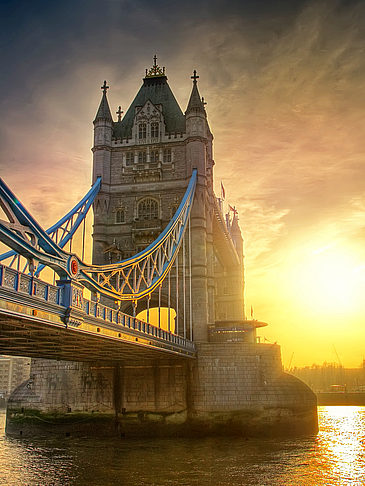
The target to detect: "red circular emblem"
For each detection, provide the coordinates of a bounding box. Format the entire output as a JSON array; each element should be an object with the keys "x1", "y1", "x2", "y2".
[{"x1": 70, "y1": 259, "x2": 78, "y2": 276}]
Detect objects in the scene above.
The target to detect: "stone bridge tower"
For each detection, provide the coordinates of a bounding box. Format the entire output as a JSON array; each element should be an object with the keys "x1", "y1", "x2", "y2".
[
  {"x1": 92, "y1": 59, "x2": 245, "y2": 343},
  {"x1": 6, "y1": 59, "x2": 317, "y2": 439}
]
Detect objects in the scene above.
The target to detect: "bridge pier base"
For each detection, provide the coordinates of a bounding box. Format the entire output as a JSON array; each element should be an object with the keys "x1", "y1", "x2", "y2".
[{"x1": 6, "y1": 343, "x2": 317, "y2": 438}]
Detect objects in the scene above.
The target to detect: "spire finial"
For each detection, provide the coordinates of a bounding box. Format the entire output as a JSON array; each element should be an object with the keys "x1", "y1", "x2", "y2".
[
  {"x1": 145, "y1": 56, "x2": 166, "y2": 78},
  {"x1": 116, "y1": 106, "x2": 123, "y2": 122},
  {"x1": 191, "y1": 70, "x2": 199, "y2": 84},
  {"x1": 101, "y1": 80, "x2": 109, "y2": 94}
]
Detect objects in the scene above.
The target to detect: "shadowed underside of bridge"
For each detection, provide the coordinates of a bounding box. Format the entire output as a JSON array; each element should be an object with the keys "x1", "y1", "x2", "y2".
[
  {"x1": 0, "y1": 266, "x2": 195, "y2": 362},
  {"x1": 0, "y1": 311, "x2": 193, "y2": 362}
]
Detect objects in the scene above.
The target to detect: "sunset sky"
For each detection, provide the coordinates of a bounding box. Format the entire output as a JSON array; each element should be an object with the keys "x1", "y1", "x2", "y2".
[{"x1": 1, "y1": 0, "x2": 364, "y2": 367}]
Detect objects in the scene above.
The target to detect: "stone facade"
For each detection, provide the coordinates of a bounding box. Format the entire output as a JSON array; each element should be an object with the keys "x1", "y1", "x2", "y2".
[{"x1": 91, "y1": 62, "x2": 245, "y2": 340}]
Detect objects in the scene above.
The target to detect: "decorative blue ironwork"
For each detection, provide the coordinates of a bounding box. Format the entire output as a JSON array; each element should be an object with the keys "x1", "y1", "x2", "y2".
[
  {"x1": 0, "y1": 177, "x2": 101, "y2": 276},
  {"x1": 80, "y1": 169, "x2": 197, "y2": 300},
  {"x1": 0, "y1": 171, "x2": 197, "y2": 302},
  {"x1": 0, "y1": 263, "x2": 196, "y2": 358}
]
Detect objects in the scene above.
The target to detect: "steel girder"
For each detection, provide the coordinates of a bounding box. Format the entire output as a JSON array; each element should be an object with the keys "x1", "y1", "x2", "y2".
[{"x1": 0, "y1": 171, "x2": 197, "y2": 302}]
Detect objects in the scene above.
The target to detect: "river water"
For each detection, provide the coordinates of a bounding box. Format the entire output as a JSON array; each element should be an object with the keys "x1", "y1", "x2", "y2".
[{"x1": 0, "y1": 406, "x2": 364, "y2": 485}]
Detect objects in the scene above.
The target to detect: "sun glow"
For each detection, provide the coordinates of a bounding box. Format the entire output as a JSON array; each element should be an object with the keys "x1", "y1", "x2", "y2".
[{"x1": 287, "y1": 245, "x2": 364, "y2": 315}]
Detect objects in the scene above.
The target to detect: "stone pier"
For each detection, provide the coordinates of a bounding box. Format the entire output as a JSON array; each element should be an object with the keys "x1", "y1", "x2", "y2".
[{"x1": 6, "y1": 342, "x2": 317, "y2": 438}]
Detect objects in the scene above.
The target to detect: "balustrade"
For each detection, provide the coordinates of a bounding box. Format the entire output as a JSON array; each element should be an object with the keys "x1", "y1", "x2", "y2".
[{"x1": 0, "y1": 264, "x2": 60, "y2": 305}]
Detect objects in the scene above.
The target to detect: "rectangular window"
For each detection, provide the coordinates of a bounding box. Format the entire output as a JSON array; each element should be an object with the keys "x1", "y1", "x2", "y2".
[
  {"x1": 138, "y1": 123, "x2": 146, "y2": 139},
  {"x1": 125, "y1": 152, "x2": 133, "y2": 166},
  {"x1": 150, "y1": 149, "x2": 159, "y2": 163},
  {"x1": 163, "y1": 148, "x2": 171, "y2": 163},
  {"x1": 138, "y1": 151, "x2": 147, "y2": 164},
  {"x1": 151, "y1": 122, "x2": 159, "y2": 138}
]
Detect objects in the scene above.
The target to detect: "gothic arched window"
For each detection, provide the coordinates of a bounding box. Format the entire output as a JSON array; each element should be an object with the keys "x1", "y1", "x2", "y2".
[
  {"x1": 151, "y1": 122, "x2": 159, "y2": 138},
  {"x1": 115, "y1": 208, "x2": 125, "y2": 224},
  {"x1": 138, "y1": 198, "x2": 159, "y2": 221},
  {"x1": 138, "y1": 123, "x2": 146, "y2": 139}
]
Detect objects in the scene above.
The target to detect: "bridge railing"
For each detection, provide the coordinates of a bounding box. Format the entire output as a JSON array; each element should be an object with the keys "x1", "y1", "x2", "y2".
[
  {"x1": 0, "y1": 264, "x2": 61, "y2": 305},
  {"x1": 0, "y1": 264, "x2": 195, "y2": 352},
  {"x1": 82, "y1": 297, "x2": 195, "y2": 351}
]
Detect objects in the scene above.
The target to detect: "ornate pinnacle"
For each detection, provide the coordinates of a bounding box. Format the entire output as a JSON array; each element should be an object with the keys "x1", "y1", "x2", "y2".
[{"x1": 145, "y1": 55, "x2": 166, "y2": 78}]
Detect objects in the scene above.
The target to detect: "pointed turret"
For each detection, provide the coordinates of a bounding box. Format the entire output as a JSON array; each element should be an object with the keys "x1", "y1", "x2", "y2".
[
  {"x1": 185, "y1": 70, "x2": 209, "y2": 176},
  {"x1": 227, "y1": 209, "x2": 245, "y2": 321},
  {"x1": 92, "y1": 80, "x2": 113, "y2": 185},
  {"x1": 230, "y1": 211, "x2": 244, "y2": 261},
  {"x1": 185, "y1": 70, "x2": 206, "y2": 115},
  {"x1": 184, "y1": 70, "x2": 212, "y2": 340},
  {"x1": 94, "y1": 81, "x2": 113, "y2": 123}
]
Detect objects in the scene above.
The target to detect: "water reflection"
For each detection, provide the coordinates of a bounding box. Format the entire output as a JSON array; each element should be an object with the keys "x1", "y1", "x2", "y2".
[
  {"x1": 317, "y1": 406, "x2": 365, "y2": 484},
  {"x1": 0, "y1": 407, "x2": 364, "y2": 485}
]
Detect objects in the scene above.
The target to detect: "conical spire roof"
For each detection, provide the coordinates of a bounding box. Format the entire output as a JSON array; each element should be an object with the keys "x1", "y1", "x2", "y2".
[
  {"x1": 230, "y1": 213, "x2": 241, "y2": 236},
  {"x1": 113, "y1": 61, "x2": 185, "y2": 139},
  {"x1": 186, "y1": 70, "x2": 205, "y2": 115},
  {"x1": 94, "y1": 81, "x2": 113, "y2": 123}
]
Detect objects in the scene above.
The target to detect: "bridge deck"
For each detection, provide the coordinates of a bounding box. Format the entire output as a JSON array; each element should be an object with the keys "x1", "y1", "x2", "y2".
[
  {"x1": 0, "y1": 311, "x2": 193, "y2": 362},
  {"x1": 0, "y1": 266, "x2": 195, "y2": 362}
]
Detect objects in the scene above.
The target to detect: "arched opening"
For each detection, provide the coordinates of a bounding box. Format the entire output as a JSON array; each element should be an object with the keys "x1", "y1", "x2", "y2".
[
  {"x1": 119, "y1": 280, "x2": 191, "y2": 339},
  {"x1": 136, "y1": 307, "x2": 177, "y2": 333},
  {"x1": 115, "y1": 208, "x2": 125, "y2": 223}
]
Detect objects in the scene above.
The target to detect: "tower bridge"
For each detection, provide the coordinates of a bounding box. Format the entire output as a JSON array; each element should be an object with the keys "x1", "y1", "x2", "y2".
[{"x1": 0, "y1": 58, "x2": 317, "y2": 438}]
